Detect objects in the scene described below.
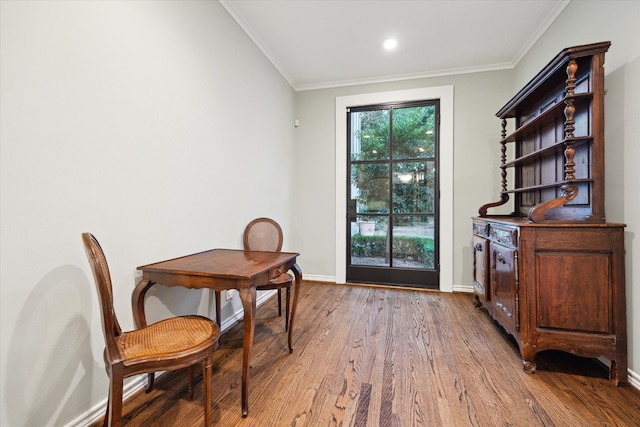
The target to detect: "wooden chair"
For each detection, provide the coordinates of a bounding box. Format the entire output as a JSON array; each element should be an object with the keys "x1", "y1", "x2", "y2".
[
  {"x1": 214, "y1": 217, "x2": 293, "y2": 331},
  {"x1": 82, "y1": 233, "x2": 220, "y2": 427},
  {"x1": 245, "y1": 217, "x2": 294, "y2": 330}
]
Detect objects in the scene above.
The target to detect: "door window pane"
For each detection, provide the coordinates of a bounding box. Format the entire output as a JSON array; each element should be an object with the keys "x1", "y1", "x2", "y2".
[
  {"x1": 350, "y1": 110, "x2": 390, "y2": 161},
  {"x1": 392, "y1": 105, "x2": 436, "y2": 159},
  {"x1": 351, "y1": 163, "x2": 389, "y2": 213},
  {"x1": 392, "y1": 215, "x2": 435, "y2": 269},
  {"x1": 350, "y1": 216, "x2": 389, "y2": 266},
  {"x1": 392, "y1": 161, "x2": 435, "y2": 213}
]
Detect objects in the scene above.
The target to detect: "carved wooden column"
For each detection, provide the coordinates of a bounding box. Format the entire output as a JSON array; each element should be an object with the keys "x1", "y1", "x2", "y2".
[
  {"x1": 562, "y1": 59, "x2": 578, "y2": 201},
  {"x1": 500, "y1": 118, "x2": 508, "y2": 194},
  {"x1": 478, "y1": 119, "x2": 510, "y2": 216}
]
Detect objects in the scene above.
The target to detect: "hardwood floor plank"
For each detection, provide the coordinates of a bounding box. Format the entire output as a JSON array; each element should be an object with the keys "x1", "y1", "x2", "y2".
[{"x1": 90, "y1": 282, "x2": 640, "y2": 426}]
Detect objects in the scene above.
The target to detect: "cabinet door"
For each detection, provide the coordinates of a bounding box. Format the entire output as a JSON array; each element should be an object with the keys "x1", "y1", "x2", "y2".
[
  {"x1": 491, "y1": 244, "x2": 518, "y2": 333},
  {"x1": 472, "y1": 235, "x2": 489, "y2": 303}
]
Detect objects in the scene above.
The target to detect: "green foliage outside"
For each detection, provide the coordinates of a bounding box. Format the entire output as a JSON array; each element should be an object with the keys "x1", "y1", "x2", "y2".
[
  {"x1": 351, "y1": 105, "x2": 436, "y2": 162},
  {"x1": 351, "y1": 105, "x2": 437, "y2": 215},
  {"x1": 351, "y1": 235, "x2": 435, "y2": 268}
]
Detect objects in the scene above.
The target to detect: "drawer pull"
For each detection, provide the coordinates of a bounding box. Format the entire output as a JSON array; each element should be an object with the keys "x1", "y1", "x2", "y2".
[
  {"x1": 474, "y1": 243, "x2": 483, "y2": 251},
  {"x1": 497, "y1": 253, "x2": 506, "y2": 264}
]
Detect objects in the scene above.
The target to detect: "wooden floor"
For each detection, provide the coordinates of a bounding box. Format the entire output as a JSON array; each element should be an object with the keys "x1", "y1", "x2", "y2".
[{"x1": 91, "y1": 282, "x2": 640, "y2": 426}]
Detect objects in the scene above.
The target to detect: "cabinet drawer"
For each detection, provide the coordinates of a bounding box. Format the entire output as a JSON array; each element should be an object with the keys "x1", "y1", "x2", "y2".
[
  {"x1": 473, "y1": 222, "x2": 489, "y2": 238},
  {"x1": 489, "y1": 225, "x2": 518, "y2": 247}
]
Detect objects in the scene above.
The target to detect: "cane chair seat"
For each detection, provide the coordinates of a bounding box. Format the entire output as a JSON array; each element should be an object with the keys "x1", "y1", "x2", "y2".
[{"x1": 116, "y1": 315, "x2": 217, "y2": 363}]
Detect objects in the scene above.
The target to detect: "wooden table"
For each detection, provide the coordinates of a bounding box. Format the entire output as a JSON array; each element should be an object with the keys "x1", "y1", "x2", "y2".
[{"x1": 133, "y1": 248, "x2": 302, "y2": 417}]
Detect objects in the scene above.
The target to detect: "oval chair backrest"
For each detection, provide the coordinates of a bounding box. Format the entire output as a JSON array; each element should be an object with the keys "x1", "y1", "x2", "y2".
[
  {"x1": 82, "y1": 233, "x2": 122, "y2": 360},
  {"x1": 243, "y1": 218, "x2": 283, "y2": 252}
]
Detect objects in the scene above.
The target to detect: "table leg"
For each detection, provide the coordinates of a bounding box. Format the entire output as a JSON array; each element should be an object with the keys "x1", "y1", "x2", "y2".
[
  {"x1": 131, "y1": 279, "x2": 155, "y2": 391},
  {"x1": 214, "y1": 290, "x2": 222, "y2": 326},
  {"x1": 287, "y1": 263, "x2": 303, "y2": 353},
  {"x1": 131, "y1": 279, "x2": 155, "y2": 329},
  {"x1": 238, "y1": 286, "x2": 256, "y2": 417}
]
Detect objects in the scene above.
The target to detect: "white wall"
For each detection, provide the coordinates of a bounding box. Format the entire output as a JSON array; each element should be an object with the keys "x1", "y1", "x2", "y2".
[{"x1": 0, "y1": 1, "x2": 295, "y2": 426}]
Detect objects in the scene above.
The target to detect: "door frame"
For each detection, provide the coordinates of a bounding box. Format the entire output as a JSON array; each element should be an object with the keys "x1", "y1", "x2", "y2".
[{"x1": 335, "y1": 86, "x2": 454, "y2": 292}]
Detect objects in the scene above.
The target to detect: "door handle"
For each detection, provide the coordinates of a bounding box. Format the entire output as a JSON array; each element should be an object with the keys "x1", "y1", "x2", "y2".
[{"x1": 347, "y1": 199, "x2": 358, "y2": 221}]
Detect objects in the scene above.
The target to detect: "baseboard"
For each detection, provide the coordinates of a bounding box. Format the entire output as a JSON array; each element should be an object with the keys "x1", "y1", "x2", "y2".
[
  {"x1": 303, "y1": 273, "x2": 336, "y2": 283},
  {"x1": 306, "y1": 273, "x2": 475, "y2": 295},
  {"x1": 453, "y1": 284, "x2": 473, "y2": 293},
  {"x1": 629, "y1": 367, "x2": 640, "y2": 390},
  {"x1": 66, "y1": 374, "x2": 148, "y2": 427},
  {"x1": 216, "y1": 289, "x2": 277, "y2": 331}
]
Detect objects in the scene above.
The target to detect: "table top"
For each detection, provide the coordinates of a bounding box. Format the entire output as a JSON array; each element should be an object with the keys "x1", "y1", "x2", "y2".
[{"x1": 137, "y1": 248, "x2": 299, "y2": 280}]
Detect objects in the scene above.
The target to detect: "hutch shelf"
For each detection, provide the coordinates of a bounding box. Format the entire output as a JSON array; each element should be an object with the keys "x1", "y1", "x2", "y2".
[{"x1": 472, "y1": 42, "x2": 627, "y2": 385}]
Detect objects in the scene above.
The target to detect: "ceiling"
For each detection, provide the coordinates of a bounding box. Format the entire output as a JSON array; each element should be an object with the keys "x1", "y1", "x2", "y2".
[{"x1": 220, "y1": 0, "x2": 570, "y2": 91}]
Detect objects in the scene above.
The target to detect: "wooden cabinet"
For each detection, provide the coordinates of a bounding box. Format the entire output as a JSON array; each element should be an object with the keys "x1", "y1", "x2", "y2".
[{"x1": 473, "y1": 42, "x2": 627, "y2": 385}]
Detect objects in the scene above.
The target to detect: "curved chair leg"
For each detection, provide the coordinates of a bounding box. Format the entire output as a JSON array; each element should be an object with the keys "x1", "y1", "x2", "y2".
[
  {"x1": 102, "y1": 394, "x2": 110, "y2": 427},
  {"x1": 108, "y1": 371, "x2": 124, "y2": 427},
  {"x1": 203, "y1": 356, "x2": 213, "y2": 426}
]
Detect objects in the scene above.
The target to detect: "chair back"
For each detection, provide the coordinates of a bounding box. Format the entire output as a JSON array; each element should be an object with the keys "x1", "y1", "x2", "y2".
[
  {"x1": 82, "y1": 233, "x2": 122, "y2": 361},
  {"x1": 243, "y1": 217, "x2": 284, "y2": 252}
]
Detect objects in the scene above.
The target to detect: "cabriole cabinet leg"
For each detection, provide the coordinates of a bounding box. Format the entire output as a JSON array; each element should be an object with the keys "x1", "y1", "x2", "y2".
[{"x1": 522, "y1": 359, "x2": 536, "y2": 374}]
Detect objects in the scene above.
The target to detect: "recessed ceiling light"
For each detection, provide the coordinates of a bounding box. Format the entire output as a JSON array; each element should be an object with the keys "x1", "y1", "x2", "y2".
[{"x1": 383, "y1": 39, "x2": 398, "y2": 50}]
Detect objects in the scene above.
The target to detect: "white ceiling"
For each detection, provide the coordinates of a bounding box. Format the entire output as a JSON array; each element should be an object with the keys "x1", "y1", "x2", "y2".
[{"x1": 220, "y1": 0, "x2": 570, "y2": 91}]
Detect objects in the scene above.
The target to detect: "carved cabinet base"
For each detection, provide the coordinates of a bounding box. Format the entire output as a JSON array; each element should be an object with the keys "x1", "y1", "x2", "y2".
[{"x1": 472, "y1": 217, "x2": 627, "y2": 385}]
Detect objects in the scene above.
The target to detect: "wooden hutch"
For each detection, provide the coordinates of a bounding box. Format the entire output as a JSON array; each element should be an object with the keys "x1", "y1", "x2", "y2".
[{"x1": 472, "y1": 42, "x2": 627, "y2": 385}]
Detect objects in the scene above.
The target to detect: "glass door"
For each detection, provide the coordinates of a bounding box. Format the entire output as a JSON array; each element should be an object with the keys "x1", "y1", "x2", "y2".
[{"x1": 347, "y1": 101, "x2": 439, "y2": 288}]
